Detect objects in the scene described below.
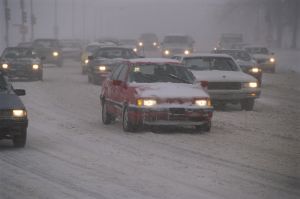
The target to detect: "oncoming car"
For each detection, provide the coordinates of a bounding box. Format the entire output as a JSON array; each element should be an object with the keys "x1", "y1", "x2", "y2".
[
  {"x1": 0, "y1": 71, "x2": 28, "y2": 147},
  {"x1": 173, "y1": 54, "x2": 261, "y2": 110},
  {"x1": 100, "y1": 58, "x2": 213, "y2": 132},
  {"x1": 0, "y1": 47, "x2": 43, "y2": 81},
  {"x1": 87, "y1": 46, "x2": 139, "y2": 85},
  {"x1": 161, "y1": 35, "x2": 195, "y2": 57}
]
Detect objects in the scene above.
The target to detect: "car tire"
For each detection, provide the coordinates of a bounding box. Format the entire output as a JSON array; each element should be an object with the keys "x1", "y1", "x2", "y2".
[
  {"x1": 195, "y1": 121, "x2": 211, "y2": 132},
  {"x1": 102, "y1": 101, "x2": 112, "y2": 125},
  {"x1": 13, "y1": 128, "x2": 27, "y2": 148},
  {"x1": 122, "y1": 106, "x2": 138, "y2": 132},
  {"x1": 241, "y1": 99, "x2": 255, "y2": 111}
]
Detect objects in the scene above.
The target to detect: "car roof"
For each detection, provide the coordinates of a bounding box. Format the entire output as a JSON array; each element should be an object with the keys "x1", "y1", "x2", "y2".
[
  {"x1": 244, "y1": 45, "x2": 268, "y2": 49},
  {"x1": 5, "y1": 46, "x2": 33, "y2": 50},
  {"x1": 174, "y1": 53, "x2": 233, "y2": 58},
  {"x1": 128, "y1": 58, "x2": 181, "y2": 64},
  {"x1": 98, "y1": 46, "x2": 134, "y2": 50},
  {"x1": 214, "y1": 49, "x2": 247, "y2": 52}
]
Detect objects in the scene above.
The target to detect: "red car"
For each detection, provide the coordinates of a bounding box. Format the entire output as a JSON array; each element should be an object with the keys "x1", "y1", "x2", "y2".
[{"x1": 100, "y1": 58, "x2": 213, "y2": 132}]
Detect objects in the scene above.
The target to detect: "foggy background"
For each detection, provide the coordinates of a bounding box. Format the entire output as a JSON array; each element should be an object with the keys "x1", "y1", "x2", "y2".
[{"x1": 1, "y1": 0, "x2": 300, "y2": 52}]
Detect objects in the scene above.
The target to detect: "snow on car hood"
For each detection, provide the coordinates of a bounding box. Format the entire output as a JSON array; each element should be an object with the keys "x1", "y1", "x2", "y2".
[
  {"x1": 0, "y1": 93, "x2": 25, "y2": 110},
  {"x1": 236, "y1": 59, "x2": 255, "y2": 66},
  {"x1": 130, "y1": 82, "x2": 209, "y2": 98},
  {"x1": 192, "y1": 70, "x2": 256, "y2": 82}
]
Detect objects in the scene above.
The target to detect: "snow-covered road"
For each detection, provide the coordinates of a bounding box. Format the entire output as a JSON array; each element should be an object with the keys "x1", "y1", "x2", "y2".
[{"x1": 0, "y1": 60, "x2": 299, "y2": 199}]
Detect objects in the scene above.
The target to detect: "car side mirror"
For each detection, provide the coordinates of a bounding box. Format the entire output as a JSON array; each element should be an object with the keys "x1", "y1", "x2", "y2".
[
  {"x1": 88, "y1": 55, "x2": 94, "y2": 60},
  {"x1": 14, "y1": 89, "x2": 26, "y2": 96},
  {"x1": 112, "y1": 80, "x2": 122, "y2": 86}
]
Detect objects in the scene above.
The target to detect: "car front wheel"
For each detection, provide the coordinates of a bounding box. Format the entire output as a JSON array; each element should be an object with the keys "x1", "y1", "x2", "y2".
[
  {"x1": 13, "y1": 128, "x2": 27, "y2": 148},
  {"x1": 241, "y1": 99, "x2": 255, "y2": 111},
  {"x1": 195, "y1": 121, "x2": 211, "y2": 132},
  {"x1": 122, "y1": 107, "x2": 138, "y2": 132},
  {"x1": 102, "y1": 101, "x2": 113, "y2": 125}
]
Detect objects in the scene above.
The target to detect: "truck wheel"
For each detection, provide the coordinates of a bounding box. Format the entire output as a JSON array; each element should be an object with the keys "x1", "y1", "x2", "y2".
[
  {"x1": 241, "y1": 99, "x2": 255, "y2": 111},
  {"x1": 122, "y1": 107, "x2": 138, "y2": 132},
  {"x1": 195, "y1": 121, "x2": 211, "y2": 132},
  {"x1": 13, "y1": 128, "x2": 27, "y2": 148},
  {"x1": 102, "y1": 101, "x2": 112, "y2": 125}
]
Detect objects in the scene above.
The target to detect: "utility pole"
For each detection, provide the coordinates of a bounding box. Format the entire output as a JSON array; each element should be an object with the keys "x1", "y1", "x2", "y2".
[
  {"x1": 3, "y1": 0, "x2": 10, "y2": 47},
  {"x1": 30, "y1": 0, "x2": 36, "y2": 41},
  {"x1": 20, "y1": 0, "x2": 27, "y2": 42},
  {"x1": 72, "y1": 0, "x2": 74, "y2": 38},
  {"x1": 54, "y1": 0, "x2": 58, "y2": 39}
]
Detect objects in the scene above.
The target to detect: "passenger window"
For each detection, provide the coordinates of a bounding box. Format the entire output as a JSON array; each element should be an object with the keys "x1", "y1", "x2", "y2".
[{"x1": 117, "y1": 64, "x2": 128, "y2": 81}]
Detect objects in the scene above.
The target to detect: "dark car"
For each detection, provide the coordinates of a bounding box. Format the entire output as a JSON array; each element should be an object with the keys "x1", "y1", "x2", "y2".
[
  {"x1": 87, "y1": 46, "x2": 139, "y2": 85},
  {"x1": 212, "y1": 49, "x2": 262, "y2": 86},
  {"x1": 0, "y1": 72, "x2": 28, "y2": 147},
  {"x1": 32, "y1": 38, "x2": 63, "y2": 67},
  {"x1": 60, "y1": 39, "x2": 82, "y2": 60},
  {"x1": 0, "y1": 47, "x2": 43, "y2": 81},
  {"x1": 138, "y1": 33, "x2": 160, "y2": 50},
  {"x1": 161, "y1": 35, "x2": 195, "y2": 57},
  {"x1": 100, "y1": 58, "x2": 213, "y2": 132}
]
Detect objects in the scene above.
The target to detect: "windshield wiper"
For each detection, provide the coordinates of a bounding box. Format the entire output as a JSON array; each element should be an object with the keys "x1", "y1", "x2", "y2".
[{"x1": 168, "y1": 74, "x2": 190, "y2": 84}]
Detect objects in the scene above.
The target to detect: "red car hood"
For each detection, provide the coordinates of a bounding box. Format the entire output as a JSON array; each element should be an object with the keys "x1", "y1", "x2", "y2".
[{"x1": 130, "y1": 82, "x2": 209, "y2": 99}]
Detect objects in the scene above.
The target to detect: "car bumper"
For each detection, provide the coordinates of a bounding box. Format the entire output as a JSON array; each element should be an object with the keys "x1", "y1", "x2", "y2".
[
  {"x1": 208, "y1": 89, "x2": 261, "y2": 101},
  {"x1": 258, "y1": 63, "x2": 275, "y2": 71},
  {"x1": 5, "y1": 69, "x2": 42, "y2": 79},
  {"x1": 0, "y1": 119, "x2": 28, "y2": 138},
  {"x1": 127, "y1": 106, "x2": 213, "y2": 126}
]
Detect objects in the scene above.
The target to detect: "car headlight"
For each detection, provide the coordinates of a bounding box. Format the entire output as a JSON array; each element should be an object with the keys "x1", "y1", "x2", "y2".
[
  {"x1": 2, "y1": 63, "x2": 8, "y2": 69},
  {"x1": 139, "y1": 42, "x2": 143, "y2": 47},
  {"x1": 270, "y1": 57, "x2": 275, "y2": 63},
  {"x1": 32, "y1": 64, "x2": 39, "y2": 70},
  {"x1": 250, "y1": 67, "x2": 261, "y2": 73},
  {"x1": 153, "y1": 42, "x2": 157, "y2": 46},
  {"x1": 12, "y1": 109, "x2": 27, "y2": 117},
  {"x1": 133, "y1": 48, "x2": 138, "y2": 52},
  {"x1": 184, "y1": 50, "x2": 190, "y2": 55},
  {"x1": 244, "y1": 82, "x2": 258, "y2": 88},
  {"x1": 195, "y1": 99, "x2": 211, "y2": 107},
  {"x1": 84, "y1": 59, "x2": 89, "y2": 64},
  {"x1": 53, "y1": 51, "x2": 59, "y2": 57},
  {"x1": 137, "y1": 99, "x2": 157, "y2": 107},
  {"x1": 164, "y1": 50, "x2": 170, "y2": 55},
  {"x1": 99, "y1": 65, "x2": 106, "y2": 71}
]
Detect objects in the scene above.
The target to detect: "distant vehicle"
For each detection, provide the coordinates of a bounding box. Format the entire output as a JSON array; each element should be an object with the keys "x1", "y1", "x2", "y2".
[
  {"x1": 161, "y1": 35, "x2": 195, "y2": 57},
  {"x1": 100, "y1": 58, "x2": 213, "y2": 132},
  {"x1": 216, "y1": 33, "x2": 243, "y2": 50},
  {"x1": 0, "y1": 71, "x2": 28, "y2": 147},
  {"x1": 137, "y1": 33, "x2": 159, "y2": 50},
  {"x1": 172, "y1": 53, "x2": 261, "y2": 111},
  {"x1": 60, "y1": 39, "x2": 82, "y2": 60},
  {"x1": 212, "y1": 49, "x2": 262, "y2": 86},
  {"x1": 0, "y1": 47, "x2": 43, "y2": 81},
  {"x1": 96, "y1": 37, "x2": 120, "y2": 46},
  {"x1": 244, "y1": 45, "x2": 276, "y2": 73},
  {"x1": 17, "y1": 42, "x2": 33, "y2": 47},
  {"x1": 32, "y1": 38, "x2": 63, "y2": 67},
  {"x1": 119, "y1": 39, "x2": 139, "y2": 54},
  {"x1": 87, "y1": 46, "x2": 139, "y2": 85}
]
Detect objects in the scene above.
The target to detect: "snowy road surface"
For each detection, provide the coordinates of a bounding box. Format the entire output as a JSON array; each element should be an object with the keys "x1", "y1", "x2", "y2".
[{"x1": 0, "y1": 60, "x2": 299, "y2": 199}]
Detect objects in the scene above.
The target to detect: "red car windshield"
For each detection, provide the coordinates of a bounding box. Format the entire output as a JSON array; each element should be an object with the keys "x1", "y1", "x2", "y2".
[{"x1": 128, "y1": 63, "x2": 194, "y2": 84}]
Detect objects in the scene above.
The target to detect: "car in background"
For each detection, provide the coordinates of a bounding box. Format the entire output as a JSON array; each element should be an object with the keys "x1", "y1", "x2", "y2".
[
  {"x1": 137, "y1": 33, "x2": 159, "y2": 51},
  {"x1": 172, "y1": 53, "x2": 261, "y2": 111},
  {"x1": 212, "y1": 49, "x2": 262, "y2": 86},
  {"x1": 60, "y1": 39, "x2": 82, "y2": 60},
  {"x1": 119, "y1": 39, "x2": 139, "y2": 54},
  {"x1": 32, "y1": 38, "x2": 63, "y2": 67},
  {"x1": 244, "y1": 45, "x2": 276, "y2": 73},
  {"x1": 0, "y1": 47, "x2": 43, "y2": 81},
  {"x1": 100, "y1": 58, "x2": 213, "y2": 132},
  {"x1": 0, "y1": 71, "x2": 28, "y2": 147},
  {"x1": 216, "y1": 33, "x2": 244, "y2": 50},
  {"x1": 87, "y1": 46, "x2": 139, "y2": 85},
  {"x1": 161, "y1": 35, "x2": 195, "y2": 57}
]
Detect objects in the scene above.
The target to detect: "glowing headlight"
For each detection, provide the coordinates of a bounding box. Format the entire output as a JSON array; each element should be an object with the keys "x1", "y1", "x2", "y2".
[
  {"x1": 195, "y1": 99, "x2": 209, "y2": 107},
  {"x1": 53, "y1": 51, "x2": 59, "y2": 57},
  {"x1": 12, "y1": 110, "x2": 26, "y2": 117},
  {"x1": 249, "y1": 82, "x2": 258, "y2": 88},
  {"x1": 133, "y1": 48, "x2": 138, "y2": 52},
  {"x1": 153, "y1": 42, "x2": 157, "y2": 46},
  {"x1": 139, "y1": 42, "x2": 143, "y2": 47},
  {"x1": 164, "y1": 50, "x2": 170, "y2": 55},
  {"x1": 2, "y1": 63, "x2": 8, "y2": 69},
  {"x1": 84, "y1": 59, "x2": 89, "y2": 64},
  {"x1": 250, "y1": 67, "x2": 260, "y2": 73},
  {"x1": 137, "y1": 99, "x2": 157, "y2": 107},
  {"x1": 99, "y1": 66, "x2": 106, "y2": 71},
  {"x1": 32, "y1": 64, "x2": 39, "y2": 70},
  {"x1": 270, "y1": 57, "x2": 275, "y2": 63},
  {"x1": 184, "y1": 50, "x2": 190, "y2": 55}
]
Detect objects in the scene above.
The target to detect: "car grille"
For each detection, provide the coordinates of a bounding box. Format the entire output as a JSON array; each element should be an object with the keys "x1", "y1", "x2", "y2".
[
  {"x1": 0, "y1": 110, "x2": 12, "y2": 119},
  {"x1": 256, "y1": 58, "x2": 268, "y2": 64},
  {"x1": 208, "y1": 82, "x2": 241, "y2": 90},
  {"x1": 171, "y1": 49, "x2": 184, "y2": 54}
]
